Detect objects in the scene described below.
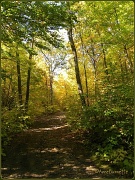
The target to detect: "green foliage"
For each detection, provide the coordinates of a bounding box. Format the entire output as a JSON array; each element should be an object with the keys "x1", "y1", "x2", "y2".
[
  {"x1": 80, "y1": 82, "x2": 133, "y2": 172},
  {"x1": 2, "y1": 106, "x2": 32, "y2": 154},
  {"x1": 45, "y1": 105, "x2": 60, "y2": 115},
  {"x1": 1, "y1": 1, "x2": 133, "y2": 176}
]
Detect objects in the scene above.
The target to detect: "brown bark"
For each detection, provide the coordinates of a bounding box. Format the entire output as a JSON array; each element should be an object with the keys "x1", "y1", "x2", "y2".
[
  {"x1": 16, "y1": 46, "x2": 22, "y2": 106},
  {"x1": 25, "y1": 40, "x2": 34, "y2": 112},
  {"x1": 118, "y1": 55, "x2": 125, "y2": 82},
  {"x1": 68, "y1": 27, "x2": 86, "y2": 107},
  {"x1": 80, "y1": 33, "x2": 89, "y2": 106},
  {"x1": 83, "y1": 62, "x2": 89, "y2": 106},
  {"x1": 49, "y1": 71, "x2": 53, "y2": 106},
  {"x1": 101, "y1": 43, "x2": 109, "y2": 75},
  {"x1": 124, "y1": 44, "x2": 133, "y2": 74},
  {"x1": 100, "y1": 43, "x2": 110, "y2": 84},
  {"x1": 25, "y1": 64, "x2": 31, "y2": 112}
]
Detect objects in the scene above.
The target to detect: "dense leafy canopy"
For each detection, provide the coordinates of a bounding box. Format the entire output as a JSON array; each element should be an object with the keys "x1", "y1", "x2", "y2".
[{"x1": 1, "y1": 1, "x2": 134, "y2": 175}]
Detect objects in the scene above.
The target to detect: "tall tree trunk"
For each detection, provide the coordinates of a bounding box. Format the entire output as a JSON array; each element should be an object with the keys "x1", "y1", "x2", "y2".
[
  {"x1": 97, "y1": 29, "x2": 109, "y2": 82},
  {"x1": 16, "y1": 46, "x2": 22, "y2": 106},
  {"x1": 45, "y1": 73, "x2": 49, "y2": 109},
  {"x1": 124, "y1": 44, "x2": 133, "y2": 74},
  {"x1": 7, "y1": 73, "x2": 14, "y2": 110},
  {"x1": 49, "y1": 71, "x2": 53, "y2": 106},
  {"x1": 25, "y1": 64, "x2": 31, "y2": 112},
  {"x1": 83, "y1": 62, "x2": 89, "y2": 106},
  {"x1": 25, "y1": 40, "x2": 34, "y2": 112},
  {"x1": 85, "y1": 38, "x2": 98, "y2": 101},
  {"x1": 101, "y1": 43, "x2": 110, "y2": 83},
  {"x1": 101, "y1": 43, "x2": 108, "y2": 75},
  {"x1": 90, "y1": 39, "x2": 98, "y2": 100},
  {"x1": 118, "y1": 55, "x2": 125, "y2": 82},
  {"x1": 79, "y1": 33, "x2": 89, "y2": 106},
  {"x1": 67, "y1": 27, "x2": 86, "y2": 107}
]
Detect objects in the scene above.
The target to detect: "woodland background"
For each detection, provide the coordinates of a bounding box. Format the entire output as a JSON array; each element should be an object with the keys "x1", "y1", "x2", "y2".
[{"x1": 1, "y1": 1, "x2": 134, "y2": 173}]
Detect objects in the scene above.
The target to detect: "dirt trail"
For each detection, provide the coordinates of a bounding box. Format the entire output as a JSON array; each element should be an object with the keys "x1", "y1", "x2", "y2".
[{"x1": 2, "y1": 112, "x2": 128, "y2": 179}]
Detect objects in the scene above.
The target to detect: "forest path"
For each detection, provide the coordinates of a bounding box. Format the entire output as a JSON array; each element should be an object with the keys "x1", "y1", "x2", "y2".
[{"x1": 2, "y1": 112, "x2": 120, "y2": 179}]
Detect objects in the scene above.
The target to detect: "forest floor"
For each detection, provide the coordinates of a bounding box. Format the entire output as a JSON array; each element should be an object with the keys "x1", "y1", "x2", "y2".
[{"x1": 2, "y1": 112, "x2": 129, "y2": 179}]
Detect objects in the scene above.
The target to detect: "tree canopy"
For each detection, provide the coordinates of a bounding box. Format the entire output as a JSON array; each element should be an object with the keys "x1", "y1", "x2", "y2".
[{"x1": 1, "y1": 1, "x2": 134, "y2": 176}]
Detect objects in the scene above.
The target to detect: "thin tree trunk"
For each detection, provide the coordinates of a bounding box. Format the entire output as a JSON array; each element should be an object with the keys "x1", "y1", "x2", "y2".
[
  {"x1": 124, "y1": 44, "x2": 133, "y2": 74},
  {"x1": 124, "y1": 60, "x2": 128, "y2": 75},
  {"x1": 50, "y1": 72, "x2": 53, "y2": 106},
  {"x1": 90, "y1": 39, "x2": 98, "y2": 100},
  {"x1": 118, "y1": 55, "x2": 125, "y2": 82},
  {"x1": 46, "y1": 80, "x2": 50, "y2": 109},
  {"x1": 101, "y1": 43, "x2": 110, "y2": 83},
  {"x1": 25, "y1": 40, "x2": 34, "y2": 112},
  {"x1": 16, "y1": 46, "x2": 22, "y2": 106},
  {"x1": 25, "y1": 65, "x2": 31, "y2": 112},
  {"x1": 45, "y1": 73, "x2": 49, "y2": 109},
  {"x1": 101, "y1": 43, "x2": 108, "y2": 75},
  {"x1": 79, "y1": 33, "x2": 89, "y2": 106},
  {"x1": 7, "y1": 73, "x2": 14, "y2": 110},
  {"x1": 68, "y1": 27, "x2": 86, "y2": 107},
  {"x1": 83, "y1": 62, "x2": 89, "y2": 106},
  {"x1": 48, "y1": 62, "x2": 53, "y2": 106},
  {"x1": 97, "y1": 29, "x2": 109, "y2": 82}
]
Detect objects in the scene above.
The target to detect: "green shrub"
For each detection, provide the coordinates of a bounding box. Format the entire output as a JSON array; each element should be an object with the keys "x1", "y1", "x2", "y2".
[{"x1": 2, "y1": 106, "x2": 32, "y2": 155}]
